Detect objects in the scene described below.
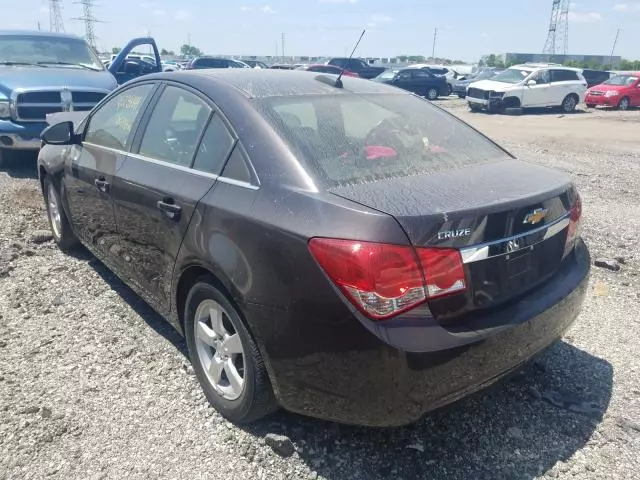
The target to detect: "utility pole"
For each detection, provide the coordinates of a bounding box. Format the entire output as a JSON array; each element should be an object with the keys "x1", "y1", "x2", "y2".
[
  {"x1": 609, "y1": 28, "x2": 620, "y2": 70},
  {"x1": 431, "y1": 28, "x2": 438, "y2": 60},
  {"x1": 281, "y1": 32, "x2": 285, "y2": 62}
]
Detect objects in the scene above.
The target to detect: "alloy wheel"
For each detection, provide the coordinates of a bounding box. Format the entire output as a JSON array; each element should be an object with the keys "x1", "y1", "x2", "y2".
[
  {"x1": 619, "y1": 98, "x2": 629, "y2": 111},
  {"x1": 193, "y1": 299, "x2": 246, "y2": 400},
  {"x1": 47, "y1": 183, "x2": 62, "y2": 240},
  {"x1": 562, "y1": 96, "x2": 577, "y2": 113},
  {"x1": 427, "y1": 88, "x2": 438, "y2": 101}
]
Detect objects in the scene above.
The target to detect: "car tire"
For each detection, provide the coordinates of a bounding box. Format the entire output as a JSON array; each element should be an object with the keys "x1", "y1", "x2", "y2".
[
  {"x1": 446, "y1": 84, "x2": 453, "y2": 96},
  {"x1": 586, "y1": 104, "x2": 596, "y2": 109},
  {"x1": 617, "y1": 97, "x2": 630, "y2": 111},
  {"x1": 458, "y1": 94, "x2": 466, "y2": 99},
  {"x1": 560, "y1": 94, "x2": 578, "y2": 113},
  {"x1": 43, "y1": 175, "x2": 79, "y2": 252},
  {"x1": 426, "y1": 88, "x2": 439, "y2": 101},
  {"x1": 184, "y1": 276, "x2": 277, "y2": 424},
  {"x1": 469, "y1": 103, "x2": 482, "y2": 112}
]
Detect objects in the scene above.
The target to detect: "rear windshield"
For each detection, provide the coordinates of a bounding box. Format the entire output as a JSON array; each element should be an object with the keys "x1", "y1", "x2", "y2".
[
  {"x1": 254, "y1": 93, "x2": 511, "y2": 187},
  {"x1": 604, "y1": 75, "x2": 638, "y2": 86}
]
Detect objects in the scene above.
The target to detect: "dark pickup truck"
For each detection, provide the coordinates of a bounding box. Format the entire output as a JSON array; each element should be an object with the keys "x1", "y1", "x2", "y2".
[{"x1": 327, "y1": 57, "x2": 386, "y2": 79}]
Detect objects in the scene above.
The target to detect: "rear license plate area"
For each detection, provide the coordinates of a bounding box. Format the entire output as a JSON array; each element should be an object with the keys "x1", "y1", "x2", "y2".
[{"x1": 506, "y1": 249, "x2": 533, "y2": 278}]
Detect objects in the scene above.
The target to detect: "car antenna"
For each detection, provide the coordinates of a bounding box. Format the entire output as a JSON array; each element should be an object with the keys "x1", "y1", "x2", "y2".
[{"x1": 335, "y1": 29, "x2": 366, "y2": 89}]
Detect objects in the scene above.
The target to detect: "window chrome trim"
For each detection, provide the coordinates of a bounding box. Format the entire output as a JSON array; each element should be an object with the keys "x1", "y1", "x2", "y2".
[
  {"x1": 82, "y1": 141, "x2": 260, "y2": 190},
  {"x1": 460, "y1": 214, "x2": 570, "y2": 264}
]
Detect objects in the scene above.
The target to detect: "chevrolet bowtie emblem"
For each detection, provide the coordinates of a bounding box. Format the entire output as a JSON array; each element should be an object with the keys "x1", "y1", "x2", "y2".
[{"x1": 523, "y1": 208, "x2": 548, "y2": 225}]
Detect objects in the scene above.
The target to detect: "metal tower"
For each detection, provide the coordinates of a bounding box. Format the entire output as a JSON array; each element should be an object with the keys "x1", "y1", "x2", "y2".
[
  {"x1": 543, "y1": 0, "x2": 570, "y2": 55},
  {"x1": 72, "y1": 0, "x2": 101, "y2": 48},
  {"x1": 49, "y1": 0, "x2": 65, "y2": 32}
]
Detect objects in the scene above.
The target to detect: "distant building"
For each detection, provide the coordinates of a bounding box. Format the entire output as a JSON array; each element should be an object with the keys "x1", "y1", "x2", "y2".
[{"x1": 501, "y1": 53, "x2": 621, "y2": 68}]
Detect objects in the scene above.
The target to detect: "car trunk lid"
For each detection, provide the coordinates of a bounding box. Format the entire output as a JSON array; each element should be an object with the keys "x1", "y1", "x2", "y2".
[{"x1": 328, "y1": 159, "x2": 577, "y2": 320}]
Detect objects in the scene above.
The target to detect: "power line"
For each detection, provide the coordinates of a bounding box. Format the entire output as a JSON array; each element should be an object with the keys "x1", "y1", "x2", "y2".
[
  {"x1": 609, "y1": 29, "x2": 621, "y2": 69},
  {"x1": 49, "y1": 0, "x2": 65, "y2": 33},
  {"x1": 72, "y1": 0, "x2": 103, "y2": 49},
  {"x1": 431, "y1": 28, "x2": 438, "y2": 59}
]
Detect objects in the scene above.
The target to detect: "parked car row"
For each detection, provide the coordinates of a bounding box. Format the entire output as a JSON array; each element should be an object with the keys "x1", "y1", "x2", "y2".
[{"x1": 463, "y1": 63, "x2": 638, "y2": 114}]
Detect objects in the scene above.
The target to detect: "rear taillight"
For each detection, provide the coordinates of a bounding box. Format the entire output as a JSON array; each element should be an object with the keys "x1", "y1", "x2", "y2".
[
  {"x1": 564, "y1": 194, "x2": 582, "y2": 256},
  {"x1": 308, "y1": 238, "x2": 466, "y2": 320},
  {"x1": 415, "y1": 248, "x2": 467, "y2": 298}
]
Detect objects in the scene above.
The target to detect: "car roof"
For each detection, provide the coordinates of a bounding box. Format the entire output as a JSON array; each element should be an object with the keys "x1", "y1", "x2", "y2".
[
  {"x1": 0, "y1": 30, "x2": 84, "y2": 40},
  {"x1": 510, "y1": 63, "x2": 581, "y2": 72},
  {"x1": 141, "y1": 69, "x2": 409, "y2": 99}
]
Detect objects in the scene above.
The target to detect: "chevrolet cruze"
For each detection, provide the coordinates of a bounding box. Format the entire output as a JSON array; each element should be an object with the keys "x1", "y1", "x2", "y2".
[{"x1": 37, "y1": 70, "x2": 590, "y2": 426}]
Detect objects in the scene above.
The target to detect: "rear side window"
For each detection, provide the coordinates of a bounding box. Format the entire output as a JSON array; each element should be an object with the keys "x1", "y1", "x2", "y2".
[
  {"x1": 255, "y1": 93, "x2": 511, "y2": 188},
  {"x1": 192, "y1": 114, "x2": 235, "y2": 175},
  {"x1": 221, "y1": 145, "x2": 253, "y2": 183},
  {"x1": 413, "y1": 70, "x2": 435, "y2": 79},
  {"x1": 551, "y1": 69, "x2": 579, "y2": 82}
]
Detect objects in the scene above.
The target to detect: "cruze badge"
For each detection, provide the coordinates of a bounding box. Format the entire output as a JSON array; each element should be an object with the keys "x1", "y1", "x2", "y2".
[
  {"x1": 523, "y1": 208, "x2": 548, "y2": 225},
  {"x1": 437, "y1": 228, "x2": 471, "y2": 240}
]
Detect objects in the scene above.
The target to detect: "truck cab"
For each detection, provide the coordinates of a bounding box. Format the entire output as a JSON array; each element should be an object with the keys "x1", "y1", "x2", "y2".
[{"x1": 0, "y1": 31, "x2": 160, "y2": 164}]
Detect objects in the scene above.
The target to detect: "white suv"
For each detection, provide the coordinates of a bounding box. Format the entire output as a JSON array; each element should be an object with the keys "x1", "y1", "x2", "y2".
[{"x1": 466, "y1": 63, "x2": 588, "y2": 113}]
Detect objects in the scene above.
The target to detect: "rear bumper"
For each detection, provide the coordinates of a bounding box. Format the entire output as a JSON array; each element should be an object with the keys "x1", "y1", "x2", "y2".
[
  {"x1": 585, "y1": 94, "x2": 618, "y2": 107},
  {"x1": 0, "y1": 120, "x2": 46, "y2": 150},
  {"x1": 246, "y1": 239, "x2": 590, "y2": 426}
]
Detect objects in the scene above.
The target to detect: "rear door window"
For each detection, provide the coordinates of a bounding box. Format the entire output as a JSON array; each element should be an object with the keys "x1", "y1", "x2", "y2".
[
  {"x1": 551, "y1": 69, "x2": 579, "y2": 82},
  {"x1": 255, "y1": 93, "x2": 511, "y2": 187}
]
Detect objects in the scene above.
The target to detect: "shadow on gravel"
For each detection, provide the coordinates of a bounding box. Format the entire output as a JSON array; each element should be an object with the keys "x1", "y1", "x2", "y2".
[
  {"x1": 246, "y1": 342, "x2": 612, "y2": 480},
  {"x1": 88, "y1": 257, "x2": 188, "y2": 356},
  {"x1": 85, "y1": 259, "x2": 612, "y2": 480},
  {"x1": 0, "y1": 151, "x2": 39, "y2": 179}
]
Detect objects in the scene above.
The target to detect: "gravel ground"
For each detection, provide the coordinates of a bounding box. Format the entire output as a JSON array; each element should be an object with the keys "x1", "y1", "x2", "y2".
[{"x1": 1, "y1": 100, "x2": 639, "y2": 480}]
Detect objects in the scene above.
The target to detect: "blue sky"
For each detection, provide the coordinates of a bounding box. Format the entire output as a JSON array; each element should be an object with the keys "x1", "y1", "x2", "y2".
[{"x1": 10, "y1": 0, "x2": 640, "y2": 60}]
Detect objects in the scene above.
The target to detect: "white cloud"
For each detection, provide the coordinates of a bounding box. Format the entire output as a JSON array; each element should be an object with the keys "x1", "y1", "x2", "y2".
[
  {"x1": 152, "y1": 9, "x2": 166, "y2": 17},
  {"x1": 370, "y1": 14, "x2": 394, "y2": 23},
  {"x1": 614, "y1": 3, "x2": 640, "y2": 11},
  {"x1": 240, "y1": 6, "x2": 251, "y2": 12},
  {"x1": 568, "y1": 11, "x2": 602, "y2": 22},
  {"x1": 173, "y1": 10, "x2": 191, "y2": 21},
  {"x1": 261, "y1": 5, "x2": 277, "y2": 14},
  {"x1": 319, "y1": 0, "x2": 359, "y2": 3},
  {"x1": 366, "y1": 14, "x2": 393, "y2": 28}
]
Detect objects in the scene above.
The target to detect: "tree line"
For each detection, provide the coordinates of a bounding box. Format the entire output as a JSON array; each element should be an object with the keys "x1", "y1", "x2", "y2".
[{"x1": 480, "y1": 53, "x2": 640, "y2": 71}]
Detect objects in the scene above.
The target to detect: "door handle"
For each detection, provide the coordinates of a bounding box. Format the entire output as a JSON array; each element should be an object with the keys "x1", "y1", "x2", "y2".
[
  {"x1": 94, "y1": 178, "x2": 109, "y2": 193},
  {"x1": 157, "y1": 199, "x2": 182, "y2": 220}
]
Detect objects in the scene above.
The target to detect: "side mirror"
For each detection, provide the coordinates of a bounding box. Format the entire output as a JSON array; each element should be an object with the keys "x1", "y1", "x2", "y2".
[
  {"x1": 41, "y1": 121, "x2": 77, "y2": 146},
  {"x1": 526, "y1": 79, "x2": 538, "y2": 86}
]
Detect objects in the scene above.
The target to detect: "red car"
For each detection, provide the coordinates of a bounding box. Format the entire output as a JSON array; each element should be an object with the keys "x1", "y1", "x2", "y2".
[
  {"x1": 296, "y1": 64, "x2": 359, "y2": 77},
  {"x1": 585, "y1": 72, "x2": 640, "y2": 110}
]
